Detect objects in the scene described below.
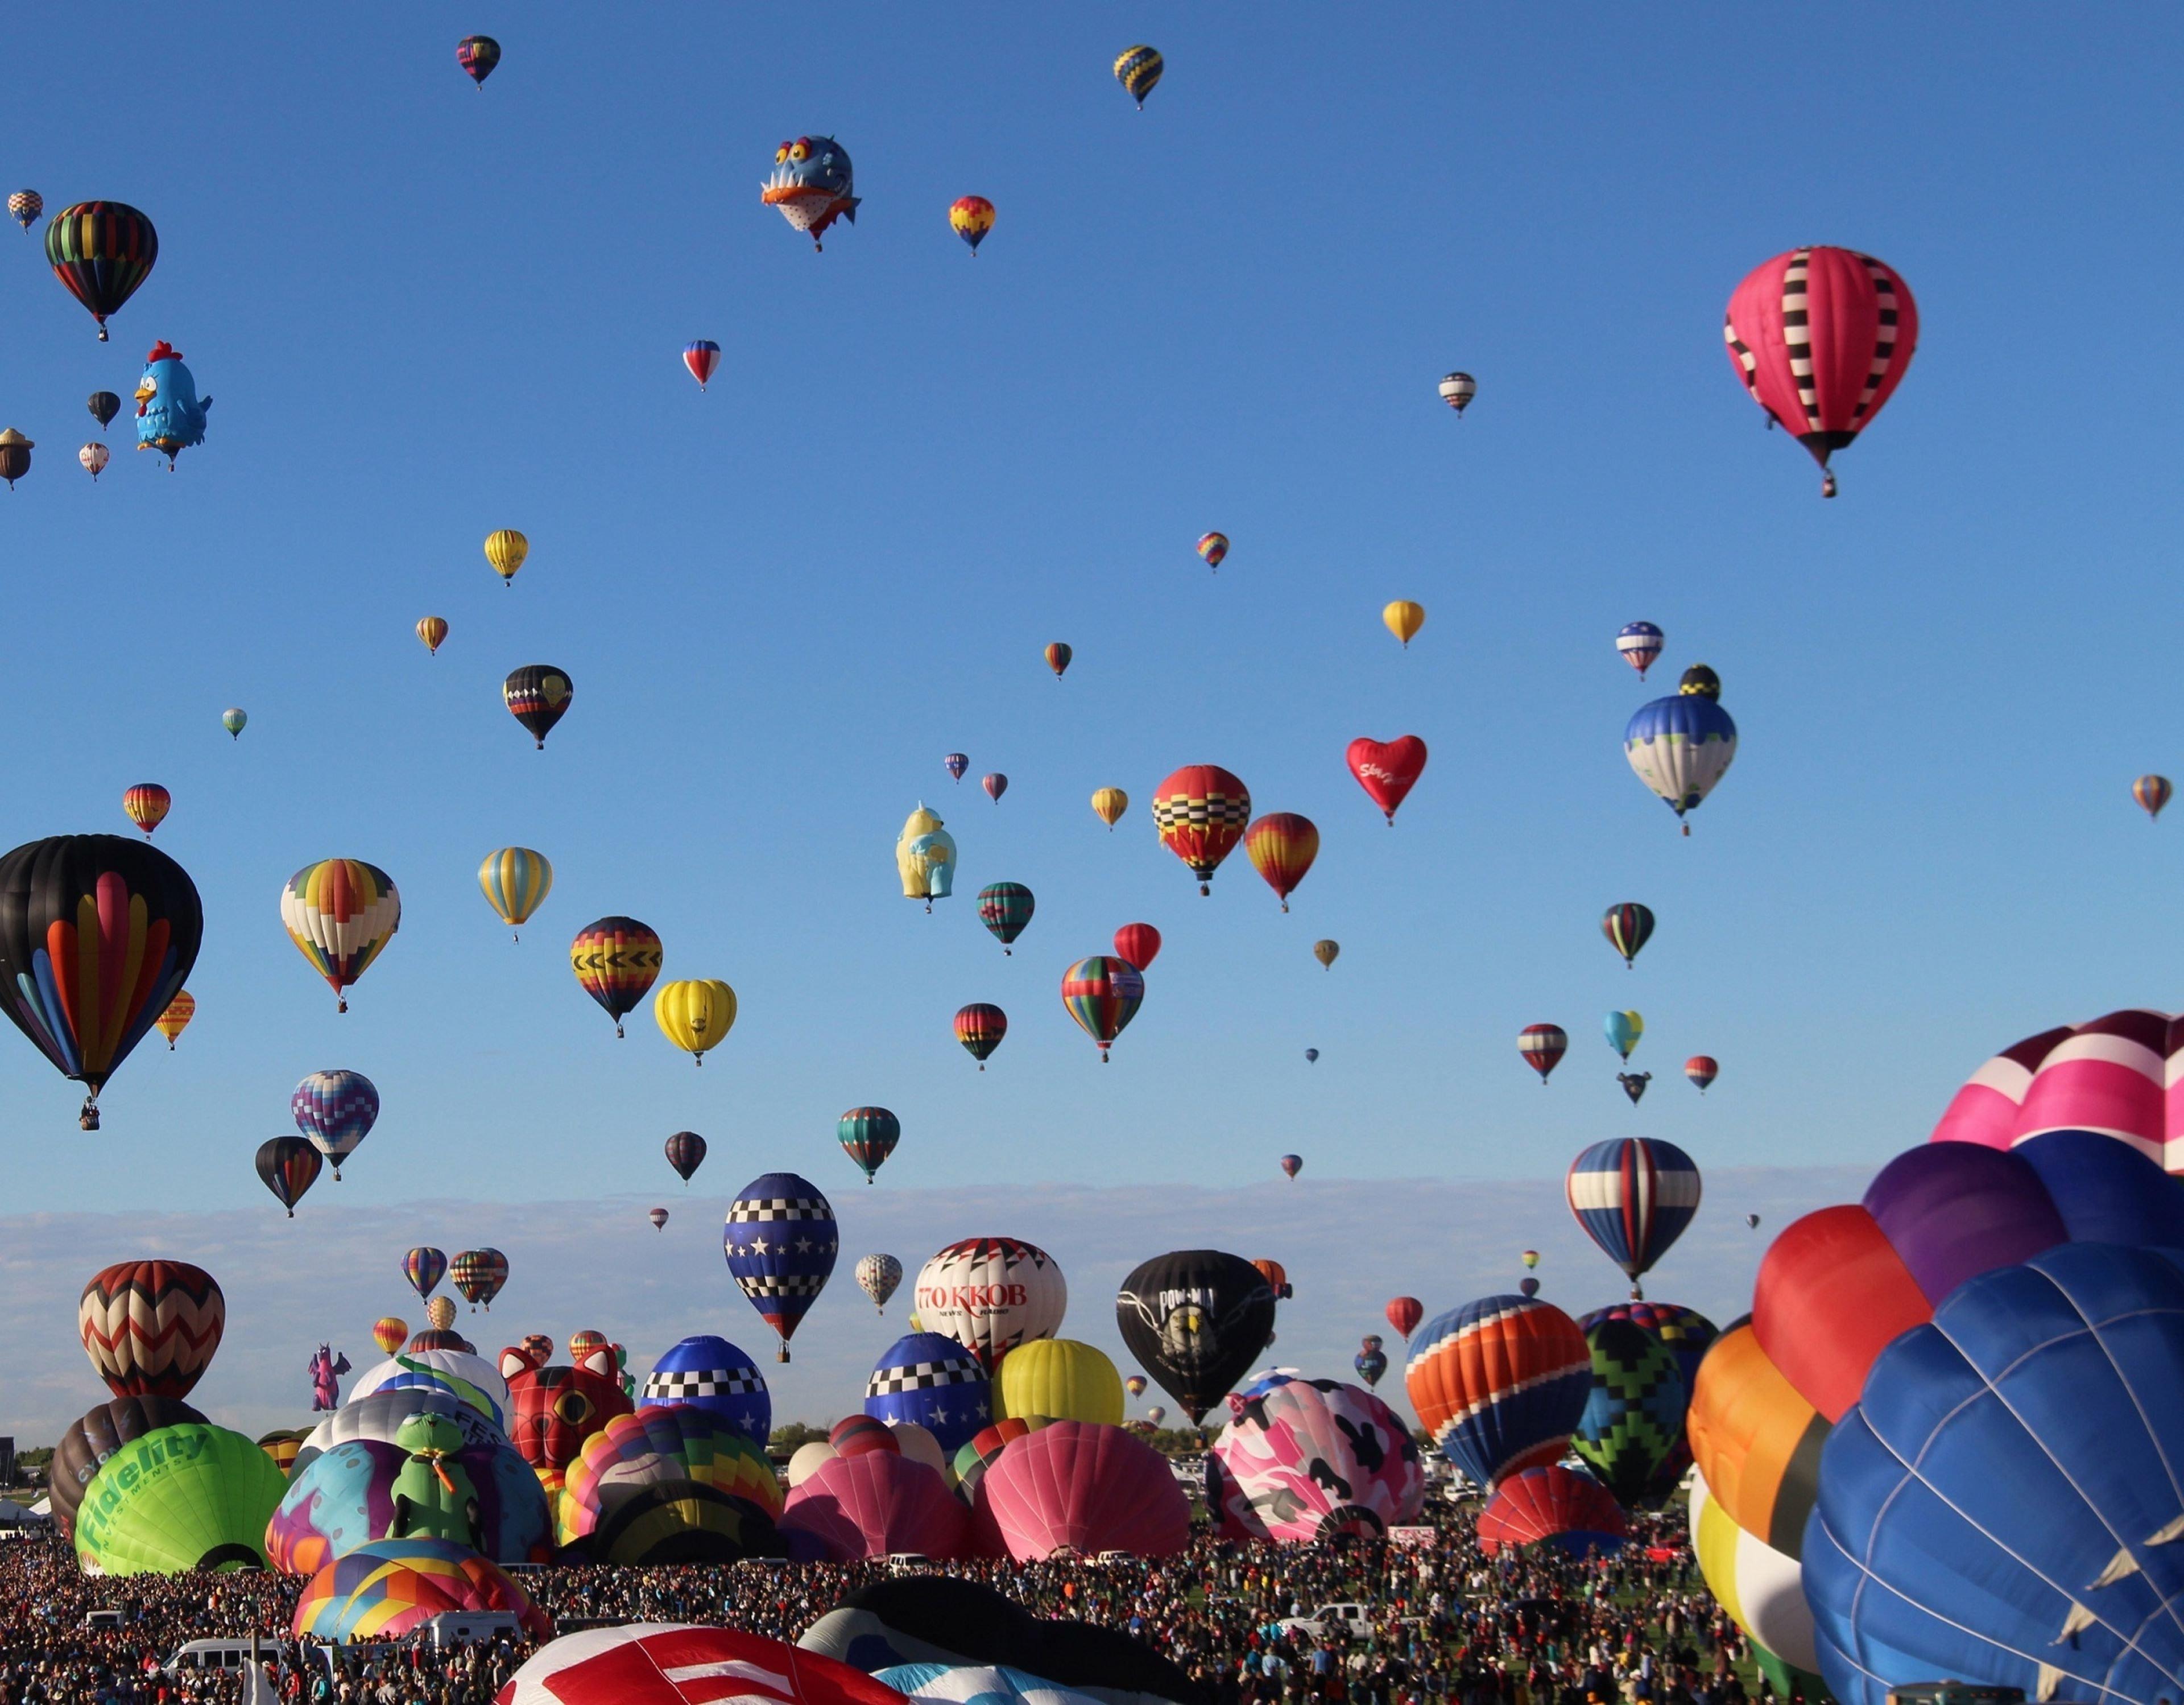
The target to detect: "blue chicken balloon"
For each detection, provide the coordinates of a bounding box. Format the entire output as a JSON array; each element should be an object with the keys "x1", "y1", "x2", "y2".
[
  {"x1": 861, "y1": 1330, "x2": 990, "y2": 1455},
  {"x1": 639, "y1": 1333, "x2": 771, "y2": 1447},
  {"x1": 134, "y1": 340, "x2": 210, "y2": 467},
  {"x1": 723, "y1": 1171, "x2": 837, "y2": 1363}
]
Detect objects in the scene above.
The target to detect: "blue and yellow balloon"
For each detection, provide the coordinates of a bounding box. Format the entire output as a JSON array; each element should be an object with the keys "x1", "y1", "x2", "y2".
[{"x1": 478, "y1": 848, "x2": 552, "y2": 942}]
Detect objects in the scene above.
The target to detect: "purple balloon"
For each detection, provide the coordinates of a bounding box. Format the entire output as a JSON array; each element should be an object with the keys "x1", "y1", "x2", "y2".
[{"x1": 1863, "y1": 1142, "x2": 2066, "y2": 1306}]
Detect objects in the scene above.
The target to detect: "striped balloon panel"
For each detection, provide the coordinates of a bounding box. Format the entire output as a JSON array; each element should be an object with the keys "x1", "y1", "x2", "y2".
[
  {"x1": 569, "y1": 916, "x2": 662, "y2": 1021},
  {"x1": 1929, "y1": 1008, "x2": 2184, "y2": 1174},
  {"x1": 1689, "y1": 1468, "x2": 1819, "y2": 1674},
  {"x1": 77, "y1": 1260, "x2": 225, "y2": 1399},
  {"x1": 1565, "y1": 1137, "x2": 1702, "y2": 1279},
  {"x1": 1403, "y1": 1295, "x2": 1591, "y2": 1488},
  {"x1": 403, "y1": 1246, "x2": 447, "y2": 1299},
  {"x1": 43, "y1": 202, "x2": 158, "y2": 323},
  {"x1": 281, "y1": 860, "x2": 400, "y2": 995},
  {"x1": 1477, "y1": 1464, "x2": 1625, "y2": 1553},
  {"x1": 1723, "y1": 247, "x2": 1917, "y2": 451},
  {"x1": 478, "y1": 848, "x2": 553, "y2": 927}
]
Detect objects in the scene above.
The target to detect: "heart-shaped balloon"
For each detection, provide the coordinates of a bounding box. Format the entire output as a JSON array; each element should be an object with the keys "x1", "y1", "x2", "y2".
[{"x1": 1346, "y1": 736, "x2": 1428, "y2": 824}]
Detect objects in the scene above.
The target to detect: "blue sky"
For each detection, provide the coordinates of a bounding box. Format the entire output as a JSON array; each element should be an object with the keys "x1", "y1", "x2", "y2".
[{"x1": 0, "y1": 6, "x2": 2181, "y2": 1410}]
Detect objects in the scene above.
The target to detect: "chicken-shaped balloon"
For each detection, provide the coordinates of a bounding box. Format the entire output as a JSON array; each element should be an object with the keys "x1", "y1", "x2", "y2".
[
  {"x1": 894, "y1": 803, "x2": 956, "y2": 912},
  {"x1": 762, "y1": 135, "x2": 858, "y2": 251},
  {"x1": 134, "y1": 341, "x2": 210, "y2": 467}
]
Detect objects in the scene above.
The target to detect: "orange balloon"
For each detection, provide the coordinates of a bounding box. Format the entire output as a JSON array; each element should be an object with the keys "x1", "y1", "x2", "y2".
[{"x1": 1244, "y1": 812, "x2": 1319, "y2": 912}]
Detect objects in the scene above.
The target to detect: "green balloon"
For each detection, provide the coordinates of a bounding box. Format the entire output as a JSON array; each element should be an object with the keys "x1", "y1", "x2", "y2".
[
  {"x1": 1570, "y1": 1319, "x2": 1685, "y2": 1507},
  {"x1": 73, "y1": 1423, "x2": 287, "y2": 1575}
]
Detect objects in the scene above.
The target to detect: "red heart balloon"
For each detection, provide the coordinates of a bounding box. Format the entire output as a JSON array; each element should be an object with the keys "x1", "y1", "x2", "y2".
[{"x1": 1346, "y1": 736, "x2": 1428, "y2": 823}]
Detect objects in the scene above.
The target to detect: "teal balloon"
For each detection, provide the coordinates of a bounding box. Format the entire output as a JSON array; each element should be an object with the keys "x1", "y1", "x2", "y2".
[{"x1": 1603, "y1": 1011, "x2": 1643, "y2": 1060}]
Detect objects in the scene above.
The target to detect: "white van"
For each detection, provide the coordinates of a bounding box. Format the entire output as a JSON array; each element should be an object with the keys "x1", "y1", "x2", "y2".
[
  {"x1": 421, "y1": 1612, "x2": 528, "y2": 1648},
  {"x1": 166, "y1": 1641, "x2": 273, "y2": 1676}
]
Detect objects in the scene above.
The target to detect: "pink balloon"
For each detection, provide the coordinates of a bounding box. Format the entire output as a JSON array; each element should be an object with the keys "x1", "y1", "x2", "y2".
[
  {"x1": 1930, "y1": 1011, "x2": 2184, "y2": 1172},
  {"x1": 780, "y1": 1451, "x2": 969, "y2": 1561},
  {"x1": 974, "y1": 1421, "x2": 1189, "y2": 1561}
]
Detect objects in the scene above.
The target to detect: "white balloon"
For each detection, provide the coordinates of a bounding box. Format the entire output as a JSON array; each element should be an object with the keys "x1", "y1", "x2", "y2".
[
  {"x1": 913, "y1": 1237, "x2": 1067, "y2": 1372},
  {"x1": 787, "y1": 1441, "x2": 838, "y2": 1488}
]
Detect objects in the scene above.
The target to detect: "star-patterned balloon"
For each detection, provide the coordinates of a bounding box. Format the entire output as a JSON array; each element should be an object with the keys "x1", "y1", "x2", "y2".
[
  {"x1": 723, "y1": 1173, "x2": 838, "y2": 1363},
  {"x1": 638, "y1": 1334, "x2": 771, "y2": 1448}
]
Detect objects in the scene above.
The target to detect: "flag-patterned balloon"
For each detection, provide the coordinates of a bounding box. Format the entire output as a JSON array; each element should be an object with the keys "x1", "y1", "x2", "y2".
[
  {"x1": 1060, "y1": 955, "x2": 1144, "y2": 1061},
  {"x1": 281, "y1": 859, "x2": 400, "y2": 1013},
  {"x1": 837, "y1": 1107, "x2": 900, "y2": 1184},
  {"x1": 1244, "y1": 814, "x2": 1318, "y2": 913},
  {"x1": 683, "y1": 340, "x2": 721, "y2": 389},
  {"x1": 724, "y1": 1173, "x2": 837, "y2": 1362},
  {"x1": 1617, "y1": 621, "x2": 1664, "y2": 678},
  {"x1": 455, "y1": 36, "x2": 502, "y2": 85},
  {"x1": 78, "y1": 1260, "x2": 225, "y2": 1399},
  {"x1": 975, "y1": 882, "x2": 1033, "y2": 954},
  {"x1": 1602, "y1": 902, "x2": 1654, "y2": 967},
  {"x1": 291, "y1": 1069, "x2": 379, "y2": 1179},
  {"x1": 1404, "y1": 1295, "x2": 1591, "y2": 1488},
  {"x1": 1151, "y1": 765, "x2": 1250, "y2": 895},
  {"x1": 1724, "y1": 247, "x2": 1918, "y2": 497},
  {"x1": 953, "y1": 1002, "x2": 1006, "y2": 1069},
  {"x1": 1565, "y1": 1138, "x2": 1703, "y2": 1298},
  {"x1": 403, "y1": 1247, "x2": 447, "y2": 1302},
  {"x1": 1519, "y1": 1023, "x2": 1567, "y2": 1083}
]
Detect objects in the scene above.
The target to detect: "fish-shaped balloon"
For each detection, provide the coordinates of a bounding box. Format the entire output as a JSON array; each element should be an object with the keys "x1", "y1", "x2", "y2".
[
  {"x1": 762, "y1": 136, "x2": 858, "y2": 251},
  {"x1": 135, "y1": 341, "x2": 210, "y2": 467}
]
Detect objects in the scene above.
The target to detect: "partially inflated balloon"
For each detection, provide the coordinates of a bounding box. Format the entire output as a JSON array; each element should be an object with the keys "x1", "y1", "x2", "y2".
[
  {"x1": 1151, "y1": 766, "x2": 1250, "y2": 895},
  {"x1": 665, "y1": 1130, "x2": 707, "y2": 1182},
  {"x1": 1477, "y1": 1465, "x2": 1624, "y2": 1558},
  {"x1": 281, "y1": 859, "x2": 399, "y2": 1013},
  {"x1": 1113, "y1": 923, "x2": 1161, "y2": 971},
  {"x1": 1090, "y1": 787, "x2": 1127, "y2": 828},
  {"x1": 1115, "y1": 1250, "x2": 1276, "y2": 1425},
  {"x1": 1383, "y1": 601, "x2": 1425, "y2": 648},
  {"x1": 570, "y1": 915, "x2": 662, "y2": 1038},
  {"x1": 50, "y1": 1396, "x2": 206, "y2": 1539},
  {"x1": 0, "y1": 835, "x2": 203, "y2": 1126},
  {"x1": 478, "y1": 848, "x2": 552, "y2": 939},
  {"x1": 953, "y1": 1002, "x2": 1006, "y2": 1069},
  {"x1": 416, "y1": 616, "x2": 448, "y2": 655},
  {"x1": 75, "y1": 1423, "x2": 286, "y2": 1574},
  {"x1": 656, "y1": 979, "x2": 735, "y2": 1065},
  {"x1": 503, "y1": 665, "x2": 573, "y2": 749},
  {"x1": 257, "y1": 1137, "x2": 322, "y2": 1217}
]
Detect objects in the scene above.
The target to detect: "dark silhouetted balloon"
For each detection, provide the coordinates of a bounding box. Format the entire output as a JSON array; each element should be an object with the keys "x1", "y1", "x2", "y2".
[{"x1": 1115, "y1": 1250, "x2": 1276, "y2": 1425}]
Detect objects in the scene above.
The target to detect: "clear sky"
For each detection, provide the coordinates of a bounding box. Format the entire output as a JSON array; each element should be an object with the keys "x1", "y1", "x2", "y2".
[{"x1": 1, "y1": 7, "x2": 2180, "y2": 1302}]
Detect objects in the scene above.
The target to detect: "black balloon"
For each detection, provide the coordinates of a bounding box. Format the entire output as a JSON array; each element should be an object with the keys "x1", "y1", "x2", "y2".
[
  {"x1": 88, "y1": 391, "x2": 121, "y2": 430},
  {"x1": 1114, "y1": 1249, "x2": 1277, "y2": 1425},
  {"x1": 665, "y1": 1130, "x2": 708, "y2": 1182},
  {"x1": 255, "y1": 1136, "x2": 323, "y2": 1216},
  {"x1": 0, "y1": 835, "x2": 203, "y2": 1128},
  {"x1": 50, "y1": 1395, "x2": 206, "y2": 1537},
  {"x1": 502, "y1": 664, "x2": 573, "y2": 749}
]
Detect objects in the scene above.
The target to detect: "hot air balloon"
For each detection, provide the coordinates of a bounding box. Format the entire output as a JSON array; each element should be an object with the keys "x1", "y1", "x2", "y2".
[
  {"x1": 1476, "y1": 1465, "x2": 1626, "y2": 1558},
  {"x1": 1091, "y1": 787, "x2": 1127, "y2": 828},
  {"x1": 763, "y1": 136, "x2": 860, "y2": 252},
  {"x1": 982, "y1": 773, "x2": 1007, "y2": 803},
  {"x1": 1244, "y1": 814, "x2": 1318, "y2": 912},
  {"x1": 222, "y1": 708, "x2": 247, "y2": 739},
  {"x1": 1116, "y1": 1250, "x2": 1277, "y2": 1425},
  {"x1": 1566, "y1": 1137, "x2": 1701, "y2": 1299},
  {"x1": 119, "y1": 784, "x2": 171, "y2": 839},
  {"x1": 1207, "y1": 1377, "x2": 1424, "y2": 1542},
  {"x1": 75, "y1": 1423, "x2": 286, "y2": 1575},
  {"x1": 426, "y1": 1297, "x2": 458, "y2": 1333},
  {"x1": 456, "y1": 35, "x2": 500, "y2": 84},
  {"x1": 655, "y1": 979, "x2": 735, "y2": 1065},
  {"x1": 982, "y1": 1422, "x2": 1189, "y2": 1560},
  {"x1": 1304, "y1": 1048, "x2": 1319, "y2": 1063},
  {"x1": 155, "y1": 991, "x2": 195, "y2": 1049},
  {"x1": 1385, "y1": 1297, "x2": 1423, "y2": 1340},
  {"x1": 1124, "y1": 1374, "x2": 1148, "y2": 1399},
  {"x1": 478, "y1": 848, "x2": 552, "y2": 941},
  {"x1": 861, "y1": 1332, "x2": 990, "y2": 1456},
  {"x1": 450, "y1": 1249, "x2": 509, "y2": 1311},
  {"x1": 291, "y1": 1069, "x2": 383, "y2": 1182},
  {"x1": 1354, "y1": 1344, "x2": 1388, "y2": 1388},
  {"x1": 683, "y1": 340, "x2": 721, "y2": 389},
  {"x1": 9, "y1": 189, "x2": 41, "y2": 231},
  {"x1": 1195, "y1": 531, "x2": 1228, "y2": 572},
  {"x1": 1403, "y1": 1295, "x2": 1590, "y2": 1485},
  {"x1": 1061, "y1": 956, "x2": 1144, "y2": 1061},
  {"x1": 1113, "y1": 44, "x2": 1163, "y2": 106},
  {"x1": 644, "y1": 1207, "x2": 669, "y2": 1232},
  {"x1": 895, "y1": 803, "x2": 956, "y2": 910},
  {"x1": 665, "y1": 1130, "x2": 707, "y2": 1183},
  {"x1": 1725, "y1": 247, "x2": 1918, "y2": 498},
  {"x1": 80, "y1": 442, "x2": 110, "y2": 480},
  {"x1": 1517, "y1": 1278, "x2": 1538, "y2": 1298},
  {"x1": 725, "y1": 1172, "x2": 837, "y2": 1361},
  {"x1": 942, "y1": 754, "x2": 971, "y2": 786},
  {"x1": 45, "y1": 202, "x2": 157, "y2": 340},
  {"x1": 370, "y1": 1318, "x2": 409, "y2": 1357},
  {"x1": 1570, "y1": 1316, "x2": 1685, "y2": 1505},
  {"x1": 0, "y1": 428, "x2": 30, "y2": 488},
  {"x1": 856, "y1": 1253, "x2": 902, "y2": 1313},
  {"x1": 976, "y1": 882, "x2": 1033, "y2": 953},
  {"x1": 1602, "y1": 902, "x2": 1653, "y2": 967},
  {"x1": 1618, "y1": 1072, "x2": 1651, "y2": 1105},
  {"x1": 483, "y1": 529, "x2": 527, "y2": 585},
  {"x1": 1520, "y1": 1023, "x2": 1568, "y2": 1084},
  {"x1": 953, "y1": 1002, "x2": 1006, "y2": 1070},
  {"x1": 1617, "y1": 621, "x2": 1665, "y2": 678},
  {"x1": 1383, "y1": 601, "x2": 1425, "y2": 648},
  {"x1": 991, "y1": 1340, "x2": 1124, "y2": 1429},
  {"x1": 949, "y1": 196, "x2": 995, "y2": 254},
  {"x1": 2136, "y1": 774, "x2": 2172, "y2": 820},
  {"x1": 1112, "y1": 922, "x2": 1160, "y2": 971},
  {"x1": 1145, "y1": 1406, "x2": 1166, "y2": 1427},
  {"x1": 403, "y1": 1248, "x2": 447, "y2": 1302},
  {"x1": 1686, "y1": 1055, "x2": 1719, "y2": 1094},
  {"x1": 0, "y1": 835, "x2": 203, "y2": 1128},
  {"x1": 1438, "y1": 372, "x2": 1476, "y2": 414},
  {"x1": 1044, "y1": 642, "x2": 1072, "y2": 678},
  {"x1": 636, "y1": 1335, "x2": 770, "y2": 1447},
  {"x1": 1152, "y1": 765, "x2": 1250, "y2": 895},
  {"x1": 257, "y1": 1136, "x2": 322, "y2": 1217},
  {"x1": 1280, "y1": 1154, "x2": 1302, "y2": 1179},
  {"x1": 570, "y1": 915, "x2": 663, "y2": 1038},
  {"x1": 1626, "y1": 666, "x2": 1738, "y2": 833},
  {"x1": 89, "y1": 391, "x2": 121, "y2": 430},
  {"x1": 503, "y1": 665, "x2": 572, "y2": 749},
  {"x1": 1604, "y1": 1010, "x2": 1644, "y2": 1060},
  {"x1": 1309, "y1": 939, "x2": 1339, "y2": 972},
  {"x1": 282, "y1": 859, "x2": 399, "y2": 1013},
  {"x1": 416, "y1": 616, "x2": 448, "y2": 655},
  {"x1": 79, "y1": 1261, "x2": 225, "y2": 1399},
  {"x1": 1248, "y1": 1259, "x2": 1292, "y2": 1303},
  {"x1": 1346, "y1": 736, "x2": 1427, "y2": 825},
  {"x1": 913, "y1": 1237, "x2": 1066, "y2": 1373},
  {"x1": 838, "y1": 1107, "x2": 900, "y2": 1184}
]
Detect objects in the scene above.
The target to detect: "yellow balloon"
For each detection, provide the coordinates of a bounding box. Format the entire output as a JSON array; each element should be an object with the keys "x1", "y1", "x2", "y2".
[
  {"x1": 1313, "y1": 939, "x2": 1339, "y2": 969},
  {"x1": 484, "y1": 529, "x2": 529, "y2": 585},
  {"x1": 478, "y1": 848, "x2": 553, "y2": 938},
  {"x1": 1090, "y1": 787, "x2": 1128, "y2": 830},
  {"x1": 655, "y1": 979, "x2": 737, "y2": 1065},
  {"x1": 425, "y1": 1297, "x2": 457, "y2": 1332},
  {"x1": 894, "y1": 804, "x2": 956, "y2": 906},
  {"x1": 1383, "y1": 601, "x2": 1426, "y2": 647},
  {"x1": 994, "y1": 1337, "x2": 1124, "y2": 1426},
  {"x1": 416, "y1": 616, "x2": 448, "y2": 655}
]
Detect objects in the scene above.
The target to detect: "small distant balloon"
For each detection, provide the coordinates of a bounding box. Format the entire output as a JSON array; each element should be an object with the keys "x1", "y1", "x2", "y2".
[
  {"x1": 88, "y1": 391, "x2": 121, "y2": 430},
  {"x1": 977, "y1": 882, "x2": 1033, "y2": 955},
  {"x1": 1145, "y1": 1405, "x2": 1166, "y2": 1427},
  {"x1": 1604, "y1": 1010, "x2": 1644, "y2": 1060},
  {"x1": 80, "y1": 443, "x2": 109, "y2": 480},
  {"x1": 944, "y1": 753, "x2": 969, "y2": 783},
  {"x1": 456, "y1": 35, "x2": 500, "y2": 85},
  {"x1": 1618, "y1": 1071, "x2": 1651, "y2": 1105},
  {"x1": 1519, "y1": 1277, "x2": 1540, "y2": 1298},
  {"x1": 371, "y1": 1318, "x2": 407, "y2": 1356},
  {"x1": 1685, "y1": 1055, "x2": 1718, "y2": 1094},
  {"x1": 648, "y1": 1208, "x2": 669, "y2": 1232},
  {"x1": 1091, "y1": 787, "x2": 1128, "y2": 828},
  {"x1": 255, "y1": 1137, "x2": 321, "y2": 1218},
  {"x1": 1313, "y1": 939, "x2": 1339, "y2": 969},
  {"x1": 665, "y1": 1130, "x2": 707, "y2": 1182},
  {"x1": 949, "y1": 196, "x2": 995, "y2": 254},
  {"x1": 855, "y1": 1253, "x2": 902, "y2": 1312},
  {"x1": 1245, "y1": 813, "x2": 1318, "y2": 912},
  {"x1": 1280, "y1": 1154, "x2": 1302, "y2": 1178},
  {"x1": 1520, "y1": 1023, "x2": 1568, "y2": 1083},
  {"x1": 9, "y1": 190, "x2": 41, "y2": 232},
  {"x1": 0, "y1": 429, "x2": 34, "y2": 488},
  {"x1": 1521, "y1": 1250, "x2": 1540, "y2": 1269},
  {"x1": 683, "y1": 341, "x2": 721, "y2": 390},
  {"x1": 155, "y1": 992, "x2": 195, "y2": 1050},
  {"x1": 478, "y1": 848, "x2": 553, "y2": 940},
  {"x1": 483, "y1": 529, "x2": 528, "y2": 587},
  {"x1": 954, "y1": 1002, "x2": 1007, "y2": 1070},
  {"x1": 1602, "y1": 902, "x2": 1654, "y2": 967},
  {"x1": 983, "y1": 773, "x2": 1007, "y2": 803},
  {"x1": 1745, "y1": 1213, "x2": 1760, "y2": 1229},
  {"x1": 1113, "y1": 44, "x2": 1163, "y2": 107},
  {"x1": 1304, "y1": 1048, "x2": 1318, "y2": 1064},
  {"x1": 1061, "y1": 955, "x2": 1144, "y2": 1062},
  {"x1": 1383, "y1": 601, "x2": 1425, "y2": 648},
  {"x1": 222, "y1": 708, "x2": 247, "y2": 740},
  {"x1": 2135, "y1": 775, "x2": 2171, "y2": 821},
  {"x1": 1617, "y1": 622, "x2": 1664, "y2": 679},
  {"x1": 122, "y1": 785, "x2": 169, "y2": 837},
  {"x1": 1196, "y1": 532, "x2": 1228, "y2": 572},
  {"x1": 1438, "y1": 372, "x2": 1476, "y2": 414},
  {"x1": 1044, "y1": 642, "x2": 1072, "y2": 679},
  {"x1": 1113, "y1": 923, "x2": 1161, "y2": 971},
  {"x1": 416, "y1": 616, "x2": 448, "y2": 655},
  {"x1": 503, "y1": 665, "x2": 573, "y2": 749}
]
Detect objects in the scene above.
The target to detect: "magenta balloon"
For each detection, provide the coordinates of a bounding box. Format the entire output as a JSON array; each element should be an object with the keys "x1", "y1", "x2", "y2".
[
  {"x1": 1929, "y1": 1010, "x2": 2184, "y2": 1171},
  {"x1": 974, "y1": 1421, "x2": 1189, "y2": 1560},
  {"x1": 1861, "y1": 1141, "x2": 2069, "y2": 1306},
  {"x1": 779, "y1": 1451, "x2": 970, "y2": 1561}
]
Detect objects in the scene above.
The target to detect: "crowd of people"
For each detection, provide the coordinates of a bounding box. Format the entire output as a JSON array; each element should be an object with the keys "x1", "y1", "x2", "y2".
[{"x1": 0, "y1": 1507, "x2": 1780, "y2": 1705}]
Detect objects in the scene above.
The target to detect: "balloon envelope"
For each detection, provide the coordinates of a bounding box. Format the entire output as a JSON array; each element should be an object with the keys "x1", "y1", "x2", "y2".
[
  {"x1": 1476, "y1": 1465, "x2": 1626, "y2": 1558},
  {"x1": 863, "y1": 1332, "x2": 991, "y2": 1455},
  {"x1": 1206, "y1": 1377, "x2": 1423, "y2": 1542},
  {"x1": 782, "y1": 1450, "x2": 971, "y2": 1561},
  {"x1": 74, "y1": 1423, "x2": 285, "y2": 1575},
  {"x1": 1404, "y1": 1296, "x2": 1590, "y2": 1487},
  {"x1": 977, "y1": 1422, "x2": 1189, "y2": 1560},
  {"x1": 78, "y1": 1260, "x2": 224, "y2": 1399},
  {"x1": 913, "y1": 1237, "x2": 1066, "y2": 1373},
  {"x1": 1114, "y1": 1250, "x2": 1276, "y2": 1425}
]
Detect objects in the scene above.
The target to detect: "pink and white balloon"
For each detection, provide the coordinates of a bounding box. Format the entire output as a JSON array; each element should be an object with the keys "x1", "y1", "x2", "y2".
[{"x1": 1206, "y1": 1377, "x2": 1424, "y2": 1542}]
